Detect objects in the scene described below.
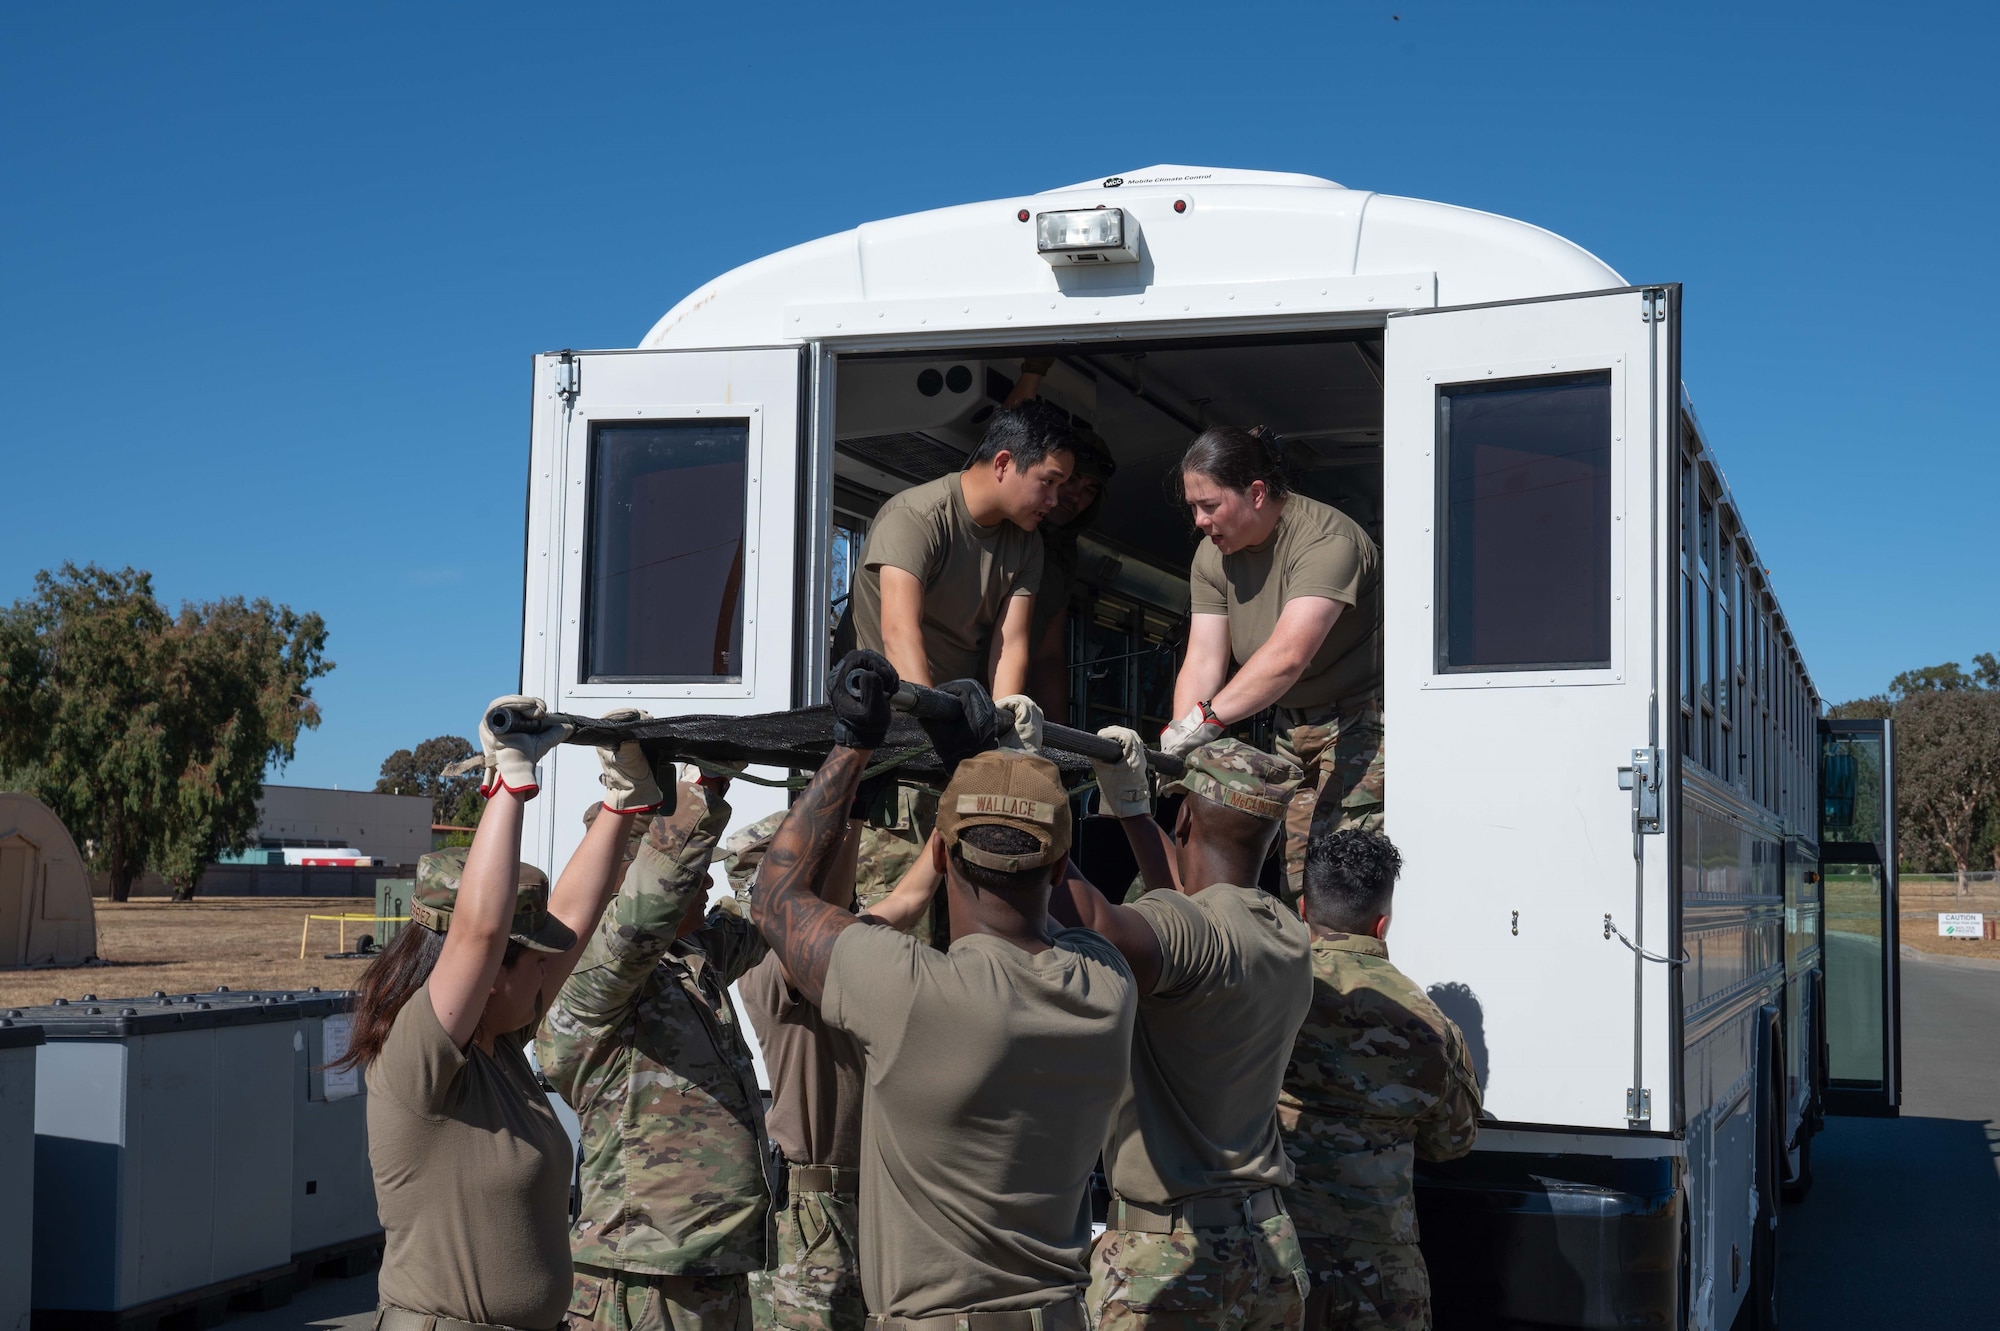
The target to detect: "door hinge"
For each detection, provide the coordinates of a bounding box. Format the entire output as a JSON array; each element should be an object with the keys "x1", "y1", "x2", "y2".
[
  {"x1": 1641, "y1": 289, "x2": 1666, "y2": 323},
  {"x1": 1626, "y1": 1086, "x2": 1652, "y2": 1128},
  {"x1": 1618, "y1": 746, "x2": 1663, "y2": 833},
  {"x1": 554, "y1": 350, "x2": 581, "y2": 402}
]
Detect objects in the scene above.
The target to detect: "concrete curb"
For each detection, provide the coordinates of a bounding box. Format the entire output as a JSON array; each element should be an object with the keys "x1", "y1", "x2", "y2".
[{"x1": 1899, "y1": 944, "x2": 2000, "y2": 972}]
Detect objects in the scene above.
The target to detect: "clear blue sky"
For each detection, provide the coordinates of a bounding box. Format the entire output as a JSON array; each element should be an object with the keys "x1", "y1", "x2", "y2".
[{"x1": 3, "y1": 2, "x2": 1993, "y2": 789}]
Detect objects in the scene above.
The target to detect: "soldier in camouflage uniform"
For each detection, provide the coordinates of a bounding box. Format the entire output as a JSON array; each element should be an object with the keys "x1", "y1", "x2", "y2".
[
  {"x1": 1068, "y1": 732, "x2": 1315, "y2": 1331},
  {"x1": 1278, "y1": 830, "x2": 1480, "y2": 1331},
  {"x1": 538, "y1": 771, "x2": 773, "y2": 1331}
]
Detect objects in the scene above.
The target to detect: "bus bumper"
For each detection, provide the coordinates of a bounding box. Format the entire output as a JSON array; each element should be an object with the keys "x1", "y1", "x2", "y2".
[{"x1": 1416, "y1": 1148, "x2": 1684, "y2": 1330}]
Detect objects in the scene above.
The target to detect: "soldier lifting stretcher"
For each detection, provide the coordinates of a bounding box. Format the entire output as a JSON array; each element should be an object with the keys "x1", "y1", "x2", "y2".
[
  {"x1": 1061, "y1": 728, "x2": 1316, "y2": 1331},
  {"x1": 749, "y1": 650, "x2": 1137, "y2": 1331},
  {"x1": 1162, "y1": 426, "x2": 1385, "y2": 904},
  {"x1": 849, "y1": 402, "x2": 1076, "y2": 699},
  {"x1": 342, "y1": 697, "x2": 646, "y2": 1331},
  {"x1": 535, "y1": 737, "x2": 773, "y2": 1331}
]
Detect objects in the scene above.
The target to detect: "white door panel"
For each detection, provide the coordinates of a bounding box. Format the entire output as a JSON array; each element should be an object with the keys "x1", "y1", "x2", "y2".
[
  {"x1": 519, "y1": 347, "x2": 805, "y2": 876},
  {"x1": 1384, "y1": 290, "x2": 1673, "y2": 1130}
]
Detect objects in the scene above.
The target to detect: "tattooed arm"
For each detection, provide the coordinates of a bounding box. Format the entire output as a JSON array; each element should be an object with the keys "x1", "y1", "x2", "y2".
[{"x1": 750, "y1": 744, "x2": 874, "y2": 1007}]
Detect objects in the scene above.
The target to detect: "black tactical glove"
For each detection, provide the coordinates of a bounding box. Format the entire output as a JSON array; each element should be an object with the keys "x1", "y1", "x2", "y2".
[
  {"x1": 829, "y1": 649, "x2": 898, "y2": 751},
  {"x1": 849, "y1": 768, "x2": 899, "y2": 823},
  {"x1": 922, "y1": 679, "x2": 999, "y2": 775}
]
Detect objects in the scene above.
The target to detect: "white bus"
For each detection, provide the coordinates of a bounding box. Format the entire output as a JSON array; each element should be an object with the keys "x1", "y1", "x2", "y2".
[{"x1": 514, "y1": 166, "x2": 1901, "y2": 1330}]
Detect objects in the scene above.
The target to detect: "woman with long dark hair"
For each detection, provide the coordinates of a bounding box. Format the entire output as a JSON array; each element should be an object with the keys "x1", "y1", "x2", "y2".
[
  {"x1": 1163, "y1": 426, "x2": 1384, "y2": 901},
  {"x1": 334, "y1": 697, "x2": 665, "y2": 1331}
]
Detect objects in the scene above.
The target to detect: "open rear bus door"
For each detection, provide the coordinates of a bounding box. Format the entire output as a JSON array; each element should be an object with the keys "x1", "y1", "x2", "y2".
[
  {"x1": 1385, "y1": 287, "x2": 1683, "y2": 1330},
  {"x1": 1818, "y1": 717, "x2": 1900, "y2": 1116},
  {"x1": 518, "y1": 346, "x2": 813, "y2": 873}
]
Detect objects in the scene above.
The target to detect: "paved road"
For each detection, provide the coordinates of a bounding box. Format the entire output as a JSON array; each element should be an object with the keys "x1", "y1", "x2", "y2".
[{"x1": 1780, "y1": 949, "x2": 2000, "y2": 1328}]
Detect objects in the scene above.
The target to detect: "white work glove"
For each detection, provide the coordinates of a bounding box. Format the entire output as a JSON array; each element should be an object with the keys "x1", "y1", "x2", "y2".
[
  {"x1": 995, "y1": 694, "x2": 1044, "y2": 754},
  {"x1": 596, "y1": 709, "x2": 664, "y2": 814},
  {"x1": 475, "y1": 695, "x2": 571, "y2": 798},
  {"x1": 1160, "y1": 701, "x2": 1224, "y2": 758},
  {"x1": 1092, "y1": 726, "x2": 1152, "y2": 819}
]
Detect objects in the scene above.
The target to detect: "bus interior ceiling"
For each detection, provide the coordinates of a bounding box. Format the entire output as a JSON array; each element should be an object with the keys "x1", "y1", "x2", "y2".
[{"x1": 830, "y1": 332, "x2": 1387, "y2": 734}]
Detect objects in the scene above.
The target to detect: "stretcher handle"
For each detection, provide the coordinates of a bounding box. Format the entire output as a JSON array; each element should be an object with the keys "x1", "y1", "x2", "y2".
[
  {"x1": 485, "y1": 707, "x2": 608, "y2": 742},
  {"x1": 852, "y1": 674, "x2": 1187, "y2": 780}
]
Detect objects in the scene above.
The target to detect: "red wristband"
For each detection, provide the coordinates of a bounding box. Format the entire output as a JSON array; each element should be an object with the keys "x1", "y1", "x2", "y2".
[{"x1": 603, "y1": 800, "x2": 659, "y2": 816}]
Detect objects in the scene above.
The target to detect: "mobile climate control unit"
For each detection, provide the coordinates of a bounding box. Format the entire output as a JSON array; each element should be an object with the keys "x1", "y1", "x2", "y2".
[{"x1": 513, "y1": 166, "x2": 1900, "y2": 1331}]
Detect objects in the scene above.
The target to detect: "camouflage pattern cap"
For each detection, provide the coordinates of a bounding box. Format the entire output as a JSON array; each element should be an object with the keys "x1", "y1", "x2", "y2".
[
  {"x1": 1168, "y1": 738, "x2": 1303, "y2": 823},
  {"x1": 936, "y1": 749, "x2": 1072, "y2": 872},
  {"x1": 411, "y1": 846, "x2": 575, "y2": 952}
]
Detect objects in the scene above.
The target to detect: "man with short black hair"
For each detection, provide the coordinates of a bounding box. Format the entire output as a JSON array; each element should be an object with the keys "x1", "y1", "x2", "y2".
[
  {"x1": 1280, "y1": 829, "x2": 1481, "y2": 1331},
  {"x1": 851, "y1": 402, "x2": 1075, "y2": 697},
  {"x1": 1064, "y1": 732, "x2": 1314, "y2": 1331},
  {"x1": 749, "y1": 650, "x2": 1136, "y2": 1330}
]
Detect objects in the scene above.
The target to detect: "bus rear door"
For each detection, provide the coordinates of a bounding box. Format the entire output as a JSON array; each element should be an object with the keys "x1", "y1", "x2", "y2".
[
  {"x1": 518, "y1": 346, "x2": 812, "y2": 874},
  {"x1": 1383, "y1": 286, "x2": 1676, "y2": 1132}
]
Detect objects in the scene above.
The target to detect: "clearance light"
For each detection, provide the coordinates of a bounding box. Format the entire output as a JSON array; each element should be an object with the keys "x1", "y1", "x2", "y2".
[{"x1": 1035, "y1": 206, "x2": 1139, "y2": 265}]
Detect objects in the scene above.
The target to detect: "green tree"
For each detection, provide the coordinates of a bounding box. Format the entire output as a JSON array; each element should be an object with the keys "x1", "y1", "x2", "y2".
[
  {"x1": 376, "y1": 734, "x2": 482, "y2": 827},
  {"x1": 0, "y1": 564, "x2": 330, "y2": 901},
  {"x1": 1888, "y1": 662, "x2": 1979, "y2": 696},
  {"x1": 151, "y1": 597, "x2": 333, "y2": 900},
  {"x1": 1893, "y1": 689, "x2": 2000, "y2": 897},
  {"x1": 0, "y1": 567, "x2": 176, "y2": 899}
]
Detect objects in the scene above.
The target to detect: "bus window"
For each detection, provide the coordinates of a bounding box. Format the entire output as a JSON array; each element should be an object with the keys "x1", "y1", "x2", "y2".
[
  {"x1": 583, "y1": 419, "x2": 749, "y2": 681},
  {"x1": 1436, "y1": 371, "x2": 1612, "y2": 672}
]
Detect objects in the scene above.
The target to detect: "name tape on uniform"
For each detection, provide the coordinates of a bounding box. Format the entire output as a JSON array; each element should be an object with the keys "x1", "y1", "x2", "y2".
[{"x1": 956, "y1": 794, "x2": 1057, "y2": 825}]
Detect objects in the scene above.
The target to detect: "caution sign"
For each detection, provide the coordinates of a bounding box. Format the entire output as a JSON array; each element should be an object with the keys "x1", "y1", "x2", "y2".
[{"x1": 1938, "y1": 912, "x2": 1985, "y2": 938}]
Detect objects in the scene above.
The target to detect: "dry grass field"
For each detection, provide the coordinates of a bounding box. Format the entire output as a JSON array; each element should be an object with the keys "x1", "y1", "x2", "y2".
[
  {"x1": 1828, "y1": 873, "x2": 2000, "y2": 961},
  {"x1": 1899, "y1": 875, "x2": 2000, "y2": 961},
  {"x1": 0, "y1": 897, "x2": 383, "y2": 1008}
]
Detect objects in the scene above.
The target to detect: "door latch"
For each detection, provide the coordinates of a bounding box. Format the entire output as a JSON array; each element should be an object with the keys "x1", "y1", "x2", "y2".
[{"x1": 1618, "y1": 747, "x2": 1663, "y2": 834}]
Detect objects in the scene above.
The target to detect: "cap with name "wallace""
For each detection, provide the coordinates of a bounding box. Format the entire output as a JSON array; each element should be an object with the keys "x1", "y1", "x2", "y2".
[{"x1": 935, "y1": 749, "x2": 1073, "y2": 873}]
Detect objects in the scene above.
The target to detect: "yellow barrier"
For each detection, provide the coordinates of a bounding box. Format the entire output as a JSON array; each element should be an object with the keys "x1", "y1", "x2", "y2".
[{"x1": 300, "y1": 912, "x2": 408, "y2": 959}]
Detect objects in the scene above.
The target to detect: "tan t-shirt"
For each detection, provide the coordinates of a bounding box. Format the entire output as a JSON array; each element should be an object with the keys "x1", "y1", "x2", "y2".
[
  {"x1": 1106, "y1": 885, "x2": 1314, "y2": 1206},
  {"x1": 1188, "y1": 494, "x2": 1381, "y2": 710},
  {"x1": 738, "y1": 951, "x2": 865, "y2": 1169},
  {"x1": 822, "y1": 923, "x2": 1136, "y2": 1318},
  {"x1": 852, "y1": 473, "x2": 1044, "y2": 684},
  {"x1": 367, "y1": 986, "x2": 574, "y2": 1330}
]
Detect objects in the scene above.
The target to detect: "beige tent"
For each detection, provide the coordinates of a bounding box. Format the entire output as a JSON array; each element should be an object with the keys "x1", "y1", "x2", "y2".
[{"x1": 0, "y1": 793, "x2": 97, "y2": 968}]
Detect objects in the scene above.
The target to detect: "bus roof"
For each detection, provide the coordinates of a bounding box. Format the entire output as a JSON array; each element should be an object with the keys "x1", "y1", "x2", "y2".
[{"x1": 640, "y1": 164, "x2": 1625, "y2": 349}]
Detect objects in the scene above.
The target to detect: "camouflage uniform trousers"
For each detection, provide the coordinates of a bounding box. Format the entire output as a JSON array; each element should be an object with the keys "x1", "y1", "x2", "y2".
[
  {"x1": 748, "y1": 1183, "x2": 864, "y2": 1331},
  {"x1": 567, "y1": 1264, "x2": 750, "y2": 1331},
  {"x1": 1296, "y1": 1237, "x2": 1429, "y2": 1331},
  {"x1": 1274, "y1": 689, "x2": 1385, "y2": 904},
  {"x1": 1088, "y1": 1212, "x2": 1310, "y2": 1331}
]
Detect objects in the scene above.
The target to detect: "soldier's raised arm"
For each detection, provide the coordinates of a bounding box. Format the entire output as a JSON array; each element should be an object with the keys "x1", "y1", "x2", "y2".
[{"x1": 543, "y1": 771, "x2": 733, "y2": 1040}]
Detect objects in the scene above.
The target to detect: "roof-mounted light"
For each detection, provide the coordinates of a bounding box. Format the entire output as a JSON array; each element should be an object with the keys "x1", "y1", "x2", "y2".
[{"x1": 1035, "y1": 206, "x2": 1139, "y2": 265}]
